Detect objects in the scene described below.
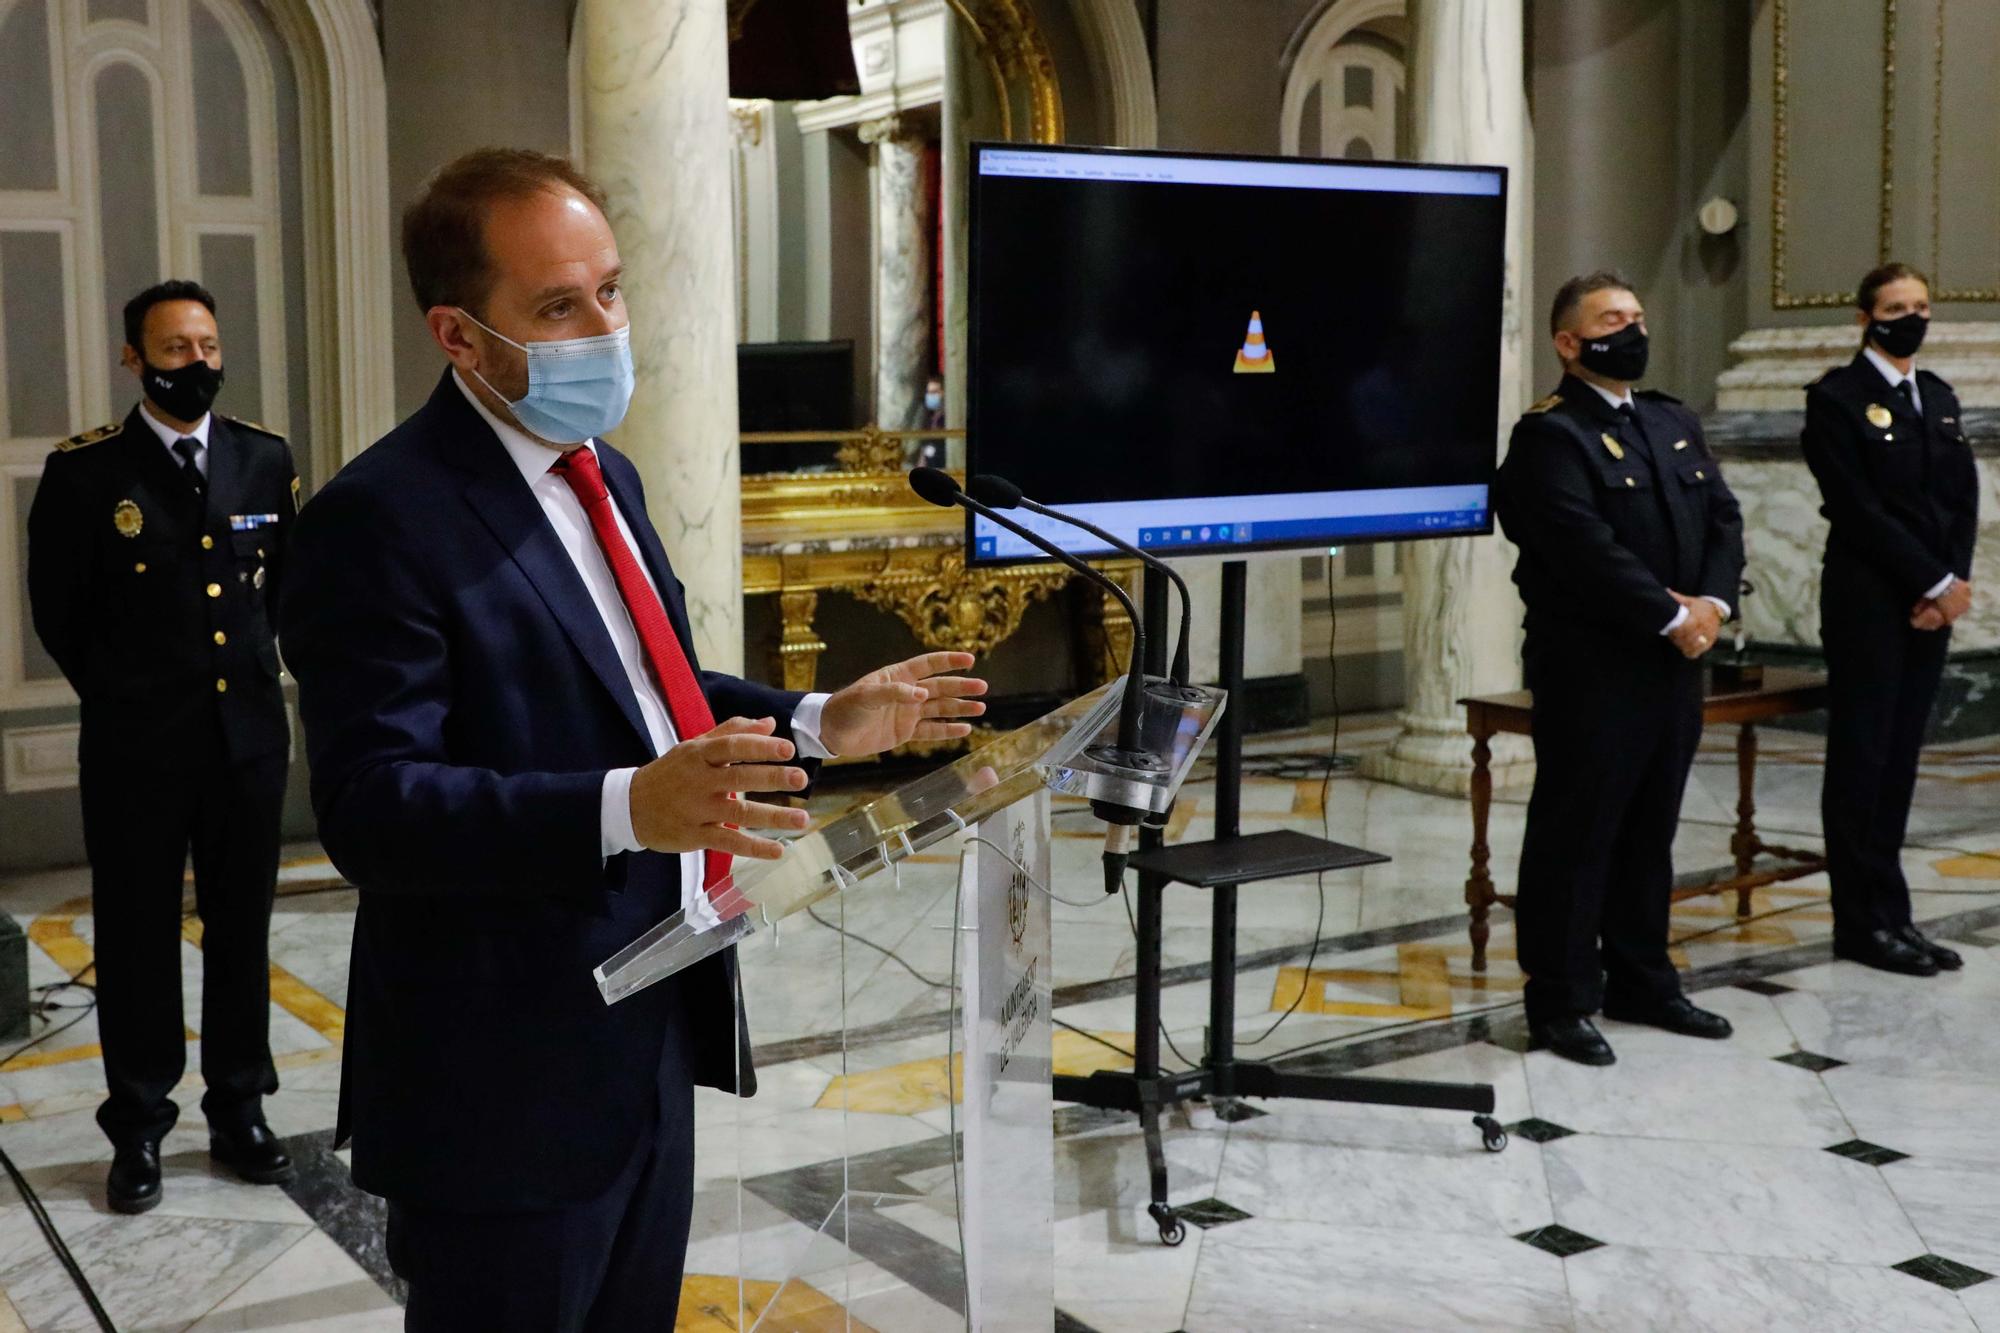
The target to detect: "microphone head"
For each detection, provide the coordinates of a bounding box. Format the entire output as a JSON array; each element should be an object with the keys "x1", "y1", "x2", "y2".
[
  {"x1": 908, "y1": 466, "x2": 962, "y2": 507},
  {"x1": 967, "y1": 474, "x2": 1024, "y2": 509}
]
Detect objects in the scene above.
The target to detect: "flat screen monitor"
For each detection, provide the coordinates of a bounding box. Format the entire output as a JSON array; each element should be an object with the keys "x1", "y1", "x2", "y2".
[
  {"x1": 738, "y1": 340, "x2": 854, "y2": 474},
  {"x1": 966, "y1": 143, "x2": 1507, "y2": 562}
]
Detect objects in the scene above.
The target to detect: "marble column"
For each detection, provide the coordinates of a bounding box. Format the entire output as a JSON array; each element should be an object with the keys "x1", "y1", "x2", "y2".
[
  {"x1": 579, "y1": 0, "x2": 744, "y2": 673},
  {"x1": 1359, "y1": 0, "x2": 1534, "y2": 796},
  {"x1": 859, "y1": 115, "x2": 935, "y2": 431}
]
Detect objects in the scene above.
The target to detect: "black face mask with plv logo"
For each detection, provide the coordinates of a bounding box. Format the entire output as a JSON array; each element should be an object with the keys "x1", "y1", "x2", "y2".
[
  {"x1": 142, "y1": 358, "x2": 225, "y2": 422},
  {"x1": 1577, "y1": 323, "x2": 1650, "y2": 383},
  {"x1": 1868, "y1": 311, "x2": 1929, "y2": 359}
]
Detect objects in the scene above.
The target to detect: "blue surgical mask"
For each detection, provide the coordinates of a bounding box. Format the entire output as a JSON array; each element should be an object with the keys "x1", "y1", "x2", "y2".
[
  {"x1": 923, "y1": 391, "x2": 943, "y2": 412},
  {"x1": 459, "y1": 309, "x2": 635, "y2": 445}
]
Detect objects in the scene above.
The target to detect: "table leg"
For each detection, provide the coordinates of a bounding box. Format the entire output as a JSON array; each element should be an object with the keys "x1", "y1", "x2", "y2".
[
  {"x1": 1467, "y1": 729, "x2": 1495, "y2": 972},
  {"x1": 776, "y1": 589, "x2": 827, "y2": 692},
  {"x1": 1733, "y1": 723, "x2": 1758, "y2": 917}
]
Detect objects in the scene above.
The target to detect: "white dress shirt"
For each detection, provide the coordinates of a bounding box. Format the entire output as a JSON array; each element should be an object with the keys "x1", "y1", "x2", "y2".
[
  {"x1": 137, "y1": 402, "x2": 211, "y2": 478},
  {"x1": 1580, "y1": 380, "x2": 1734, "y2": 635},
  {"x1": 453, "y1": 373, "x2": 831, "y2": 918},
  {"x1": 1861, "y1": 347, "x2": 1955, "y2": 601}
]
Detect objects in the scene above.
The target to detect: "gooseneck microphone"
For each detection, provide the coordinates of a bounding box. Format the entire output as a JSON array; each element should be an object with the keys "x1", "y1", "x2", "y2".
[
  {"x1": 911, "y1": 467, "x2": 1164, "y2": 893},
  {"x1": 966, "y1": 473, "x2": 1193, "y2": 688}
]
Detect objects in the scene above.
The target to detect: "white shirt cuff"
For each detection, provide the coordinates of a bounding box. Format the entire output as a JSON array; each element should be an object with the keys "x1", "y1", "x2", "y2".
[
  {"x1": 1924, "y1": 572, "x2": 1956, "y2": 601},
  {"x1": 1660, "y1": 605, "x2": 1689, "y2": 636},
  {"x1": 790, "y1": 692, "x2": 834, "y2": 759},
  {"x1": 1700, "y1": 595, "x2": 1732, "y2": 621},
  {"x1": 601, "y1": 766, "x2": 643, "y2": 859}
]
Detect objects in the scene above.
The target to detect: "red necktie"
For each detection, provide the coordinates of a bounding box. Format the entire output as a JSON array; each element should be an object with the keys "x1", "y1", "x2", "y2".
[{"x1": 550, "y1": 447, "x2": 728, "y2": 892}]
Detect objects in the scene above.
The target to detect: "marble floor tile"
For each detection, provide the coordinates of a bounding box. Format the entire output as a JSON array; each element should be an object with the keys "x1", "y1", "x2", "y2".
[
  {"x1": 1596, "y1": 985, "x2": 1801, "y2": 1060},
  {"x1": 1227, "y1": 1042, "x2": 1532, "y2": 1154},
  {"x1": 1051, "y1": 1206, "x2": 1203, "y2": 1333},
  {"x1": 1544, "y1": 1135, "x2": 1923, "y2": 1265},
  {"x1": 1824, "y1": 1067, "x2": 2000, "y2": 1163},
  {"x1": 0, "y1": 1203, "x2": 305, "y2": 1333},
  {"x1": 35, "y1": 1142, "x2": 315, "y2": 1226},
  {"x1": 1055, "y1": 1114, "x2": 1228, "y2": 1221},
  {"x1": 1525, "y1": 1046, "x2": 1852, "y2": 1148},
  {"x1": 1215, "y1": 1131, "x2": 1553, "y2": 1237},
  {"x1": 1181, "y1": 1217, "x2": 1572, "y2": 1332},
  {"x1": 1957, "y1": 1271, "x2": 2000, "y2": 1332},
  {"x1": 1769, "y1": 947, "x2": 2000, "y2": 1000},
  {"x1": 1774, "y1": 988, "x2": 2000, "y2": 1079},
  {"x1": 1565, "y1": 1244, "x2": 1978, "y2": 1332},
  {"x1": 1883, "y1": 1156, "x2": 2000, "y2": 1276},
  {"x1": 183, "y1": 1229, "x2": 402, "y2": 1331}
]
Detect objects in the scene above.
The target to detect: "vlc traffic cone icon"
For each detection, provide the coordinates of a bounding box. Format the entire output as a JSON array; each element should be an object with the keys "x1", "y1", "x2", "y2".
[{"x1": 1233, "y1": 310, "x2": 1276, "y2": 374}]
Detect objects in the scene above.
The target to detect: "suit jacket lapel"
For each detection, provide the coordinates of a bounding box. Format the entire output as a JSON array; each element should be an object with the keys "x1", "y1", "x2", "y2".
[{"x1": 429, "y1": 374, "x2": 655, "y2": 755}]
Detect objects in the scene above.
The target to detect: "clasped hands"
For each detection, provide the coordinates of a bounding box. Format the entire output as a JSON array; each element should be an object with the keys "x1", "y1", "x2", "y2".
[
  {"x1": 1665, "y1": 591, "x2": 1724, "y2": 660},
  {"x1": 629, "y1": 651, "x2": 985, "y2": 861},
  {"x1": 1910, "y1": 579, "x2": 1974, "y2": 631}
]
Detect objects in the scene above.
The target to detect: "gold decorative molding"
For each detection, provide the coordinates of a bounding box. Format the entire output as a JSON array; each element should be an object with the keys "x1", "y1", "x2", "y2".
[
  {"x1": 1770, "y1": 0, "x2": 1897, "y2": 310},
  {"x1": 848, "y1": 547, "x2": 1071, "y2": 658},
  {"x1": 1773, "y1": 0, "x2": 1997, "y2": 309},
  {"x1": 945, "y1": 0, "x2": 1064, "y2": 144}
]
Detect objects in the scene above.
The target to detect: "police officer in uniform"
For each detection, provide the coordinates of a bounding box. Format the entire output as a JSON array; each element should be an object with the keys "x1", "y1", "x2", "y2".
[
  {"x1": 1803, "y1": 262, "x2": 1978, "y2": 976},
  {"x1": 27, "y1": 280, "x2": 299, "y2": 1212},
  {"x1": 1494, "y1": 272, "x2": 1744, "y2": 1066}
]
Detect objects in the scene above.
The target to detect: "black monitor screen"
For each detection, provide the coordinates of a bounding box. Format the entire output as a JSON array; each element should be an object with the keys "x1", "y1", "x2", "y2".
[{"x1": 967, "y1": 143, "x2": 1506, "y2": 561}]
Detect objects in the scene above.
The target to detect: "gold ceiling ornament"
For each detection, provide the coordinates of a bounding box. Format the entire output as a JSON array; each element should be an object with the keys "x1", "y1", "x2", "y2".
[
  {"x1": 944, "y1": 0, "x2": 1064, "y2": 143},
  {"x1": 726, "y1": 0, "x2": 762, "y2": 44},
  {"x1": 848, "y1": 546, "x2": 1071, "y2": 657}
]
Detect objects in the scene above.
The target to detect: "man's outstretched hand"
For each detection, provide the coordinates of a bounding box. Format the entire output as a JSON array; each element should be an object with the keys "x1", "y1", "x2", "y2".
[
  {"x1": 818, "y1": 651, "x2": 987, "y2": 757},
  {"x1": 629, "y1": 716, "x2": 810, "y2": 861}
]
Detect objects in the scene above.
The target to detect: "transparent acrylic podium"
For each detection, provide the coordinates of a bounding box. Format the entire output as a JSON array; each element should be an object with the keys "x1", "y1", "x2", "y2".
[{"x1": 598, "y1": 677, "x2": 1223, "y2": 1330}]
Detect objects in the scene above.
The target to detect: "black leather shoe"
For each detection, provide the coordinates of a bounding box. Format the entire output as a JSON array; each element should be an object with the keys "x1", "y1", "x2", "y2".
[
  {"x1": 1834, "y1": 929, "x2": 1940, "y2": 977},
  {"x1": 1896, "y1": 924, "x2": 1964, "y2": 971},
  {"x1": 1603, "y1": 995, "x2": 1734, "y2": 1040},
  {"x1": 209, "y1": 1122, "x2": 296, "y2": 1185},
  {"x1": 1529, "y1": 1015, "x2": 1616, "y2": 1066},
  {"x1": 108, "y1": 1142, "x2": 161, "y2": 1214}
]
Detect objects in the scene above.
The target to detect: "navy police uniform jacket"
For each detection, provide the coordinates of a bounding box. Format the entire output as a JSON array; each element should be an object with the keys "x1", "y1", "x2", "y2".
[
  {"x1": 1494, "y1": 374, "x2": 1745, "y2": 651},
  {"x1": 27, "y1": 405, "x2": 295, "y2": 760},
  {"x1": 279, "y1": 370, "x2": 809, "y2": 1213},
  {"x1": 1801, "y1": 353, "x2": 1977, "y2": 599}
]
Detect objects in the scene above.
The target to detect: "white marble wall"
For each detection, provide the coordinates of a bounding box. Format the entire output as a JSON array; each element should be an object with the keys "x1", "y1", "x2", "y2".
[
  {"x1": 579, "y1": 0, "x2": 745, "y2": 672},
  {"x1": 1719, "y1": 323, "x2": 2000, "y2": 412},
  {"x1": 1727, "y1": 453, "x2": 2000, "y2": 652},
  {"x1": 1366, "y1": 0, "x2": 1533, "y2": 794}
]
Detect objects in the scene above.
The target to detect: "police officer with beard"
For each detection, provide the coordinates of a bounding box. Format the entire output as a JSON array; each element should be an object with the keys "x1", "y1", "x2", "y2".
[
  {"x1": 27, "y1": 280, "x2": 299, "y2": 1212},
  {"x1": 1803, "y1": 262, "x2": 1979, "y2": 976},
  {"x1": 1494, "y1": 271, "x2": 1744, "y2": 1067}
]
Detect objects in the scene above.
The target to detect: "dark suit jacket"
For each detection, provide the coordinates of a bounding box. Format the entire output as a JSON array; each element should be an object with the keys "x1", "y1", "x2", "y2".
[
  {"x1": 27, "y1": 404, "x2": 295, "y2": 764},
  {"x1": 280, "y1": 370, "x2": 805, "y2": 1210},
  {"x1": 1801, "y1": 353, "x2": 1979, "y2": 603},
  {"x1": 1495, "y1": 375, "x2": 1745, "y2": 654}
]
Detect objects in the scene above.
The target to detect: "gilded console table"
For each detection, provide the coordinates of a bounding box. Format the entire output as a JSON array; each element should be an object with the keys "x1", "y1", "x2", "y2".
[{"x1": 741, "y1": 426, "x2": 1139, "y2": 697}]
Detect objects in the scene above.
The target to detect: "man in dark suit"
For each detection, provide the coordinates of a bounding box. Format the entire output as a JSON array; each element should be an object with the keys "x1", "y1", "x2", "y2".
[
  {"x1": 1494, "y1": 271, "x2": 1744, "y2": 1067},
  {"x1": 27, "y1": 280, "x2": 300, "y2": 1212},
  {"x1": 279, "y1": 148, "x2": 985, "y2": 1331},
  {"x1": 1802, "y1": 262, "x2": 1979, "y2": 976}
]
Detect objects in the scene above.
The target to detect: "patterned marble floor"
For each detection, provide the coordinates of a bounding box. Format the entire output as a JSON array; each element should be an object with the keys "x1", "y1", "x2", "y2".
[{"x1": 2, "y1": 716, "x2": 1999, "y2": 1330}]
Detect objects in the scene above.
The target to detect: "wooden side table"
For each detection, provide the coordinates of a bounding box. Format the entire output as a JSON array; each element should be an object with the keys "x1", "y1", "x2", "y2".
[{"x1": 1459, "y1": 667, "x2": 1831, "y2": 972}]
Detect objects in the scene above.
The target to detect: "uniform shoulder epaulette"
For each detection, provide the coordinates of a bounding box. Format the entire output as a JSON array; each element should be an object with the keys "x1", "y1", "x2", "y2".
[
  {"x1": 1635, "y1": 388, "x2": 1683, "y2": 404},
  {"x1": 54, "y1": 422, "x2": 122, "y2": 452},
  {"x1": 1523, "y1": 393, "x2": 1562, "y2": 415},
  {"x1": 219, "y1": 413, "x2": 287, "y2": 441}
]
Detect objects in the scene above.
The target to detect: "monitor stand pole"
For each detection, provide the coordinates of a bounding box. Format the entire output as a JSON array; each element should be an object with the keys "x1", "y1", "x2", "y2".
[{"x1": 1053, "y1": 560, "x2": 1509, "y2": 1247}]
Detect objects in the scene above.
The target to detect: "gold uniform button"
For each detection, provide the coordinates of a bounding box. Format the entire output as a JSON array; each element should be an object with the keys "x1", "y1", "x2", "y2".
[
  {"x1": 206, "y1": 582, "x2": 222, "y2": 598},
  {"x1": 1625, "y1": 477, "x2": 1636, "y2": 487},
  {"x1": 215, "y1": 677, "x2": 228, "y2": 693},
  {"x1": 1696, "y1": 470, "x2": 1706, "y2": 480},
  {"x1": 201, "y1": 535, "x2": 215, "y2": 550},
  {"x1": 213, "y1": 631, "x2": 227, "y2": 646},
  {"x1": 134, "y1": 561, "x2": 147, "y2": 573}
]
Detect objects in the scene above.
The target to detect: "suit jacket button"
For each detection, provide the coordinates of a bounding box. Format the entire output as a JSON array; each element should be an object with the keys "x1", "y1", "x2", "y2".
[
  {"x1": 201, "y1": 535, "x2": 215, "y2": 550},
  {"x1": 1625, "y1": 477, "x2": 1636, "y2": 487},
  {"x1": 206, "y1": 582, "x2": 222, "y2": 598},
  {"x1": 214, "y1": 630, "x2": 227, "y2": 646},
  {"x1": 134, "y1": 561, "x2": 146, "y2": 573}
]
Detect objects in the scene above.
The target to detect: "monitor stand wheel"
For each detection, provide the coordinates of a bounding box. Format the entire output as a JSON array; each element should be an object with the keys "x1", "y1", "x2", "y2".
[
  {"x1": 1475, "y1": 1115, "x2": 1509, "y2": 1153},
  {"x1": 1148, "y1": 1201, "x2": 1186, "y2": 1247}
]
